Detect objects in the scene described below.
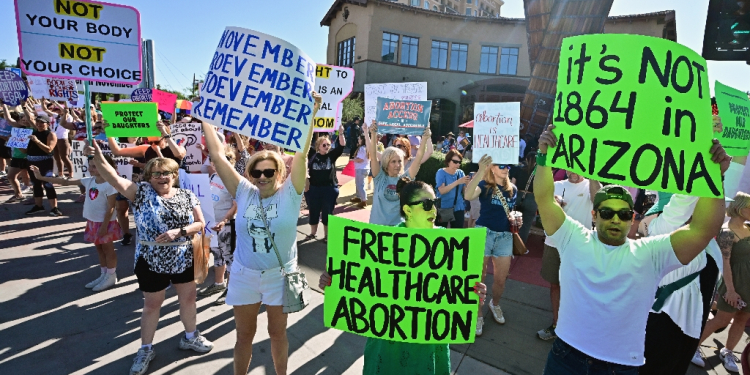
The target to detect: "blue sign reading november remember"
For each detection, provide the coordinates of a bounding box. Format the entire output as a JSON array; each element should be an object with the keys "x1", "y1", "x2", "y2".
[
  {"x1": 193, "y1": 26, "x2": 317, "y2": 152},
  {"x1": 375, "y1": 97, "x2": 432, "y2": 135}
]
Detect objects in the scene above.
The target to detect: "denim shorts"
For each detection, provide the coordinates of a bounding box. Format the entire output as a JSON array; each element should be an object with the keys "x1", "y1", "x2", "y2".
[{"x1": 477, "y1": 226, "x2": 513, "y2": 257}]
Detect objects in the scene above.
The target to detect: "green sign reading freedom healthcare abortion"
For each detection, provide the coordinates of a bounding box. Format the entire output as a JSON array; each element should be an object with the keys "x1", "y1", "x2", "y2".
[
  {"x1": 548, "y1": 34, "x2": 722, "y2": 198},
  {"x1": 101, "y1": 102, "x2": 161, "y2": 138},
  {"x1": 324, "y1": 216, "x2": 485, "y2": 344},
  {"x1": 715, "y1": 81, "x2": 750, "y2": 156}
]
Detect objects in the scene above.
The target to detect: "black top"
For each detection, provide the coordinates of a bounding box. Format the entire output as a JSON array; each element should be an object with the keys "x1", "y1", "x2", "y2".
[
  {"x1": 307, "y1": 138, "x2": 345, "y2": 187},
  {"x1": 145, "y1": 146, "x2": 182, "y2": 166},
  {"x1": 510, "y1": 164, "x2": 535, "y2": 192},
  {"x1": 27, "y1": 129, "x2": 53, "y2": 156}
]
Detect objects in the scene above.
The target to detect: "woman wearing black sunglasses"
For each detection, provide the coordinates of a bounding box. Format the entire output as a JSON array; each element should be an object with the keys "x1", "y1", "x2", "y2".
[
  {"x1": 304, "y1": 125, "x2": 346, "y2": 242},
  {"x1": 201, "y1": 92, "x2": 322, "y2": 375},
  {"x1": 435, "y1": 149, "x2": 470, "y2": 228}
]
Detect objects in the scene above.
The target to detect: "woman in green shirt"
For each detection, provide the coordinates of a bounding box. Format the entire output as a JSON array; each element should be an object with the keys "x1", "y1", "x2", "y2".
[{"x1": 319, "y1": 179, "x2": 487, "y2": 375}]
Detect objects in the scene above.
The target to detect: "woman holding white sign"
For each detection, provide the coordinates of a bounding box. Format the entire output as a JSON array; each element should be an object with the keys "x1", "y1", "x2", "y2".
[
  {"x1": 366, "y1": 121, "x2": 431, "y2": 226},
  {"x1": 202, "y1": 92, "x2": 322, "y2": 375},
  {"x1": 464, "y1": 154, "x2": 521, "y2": 335}
]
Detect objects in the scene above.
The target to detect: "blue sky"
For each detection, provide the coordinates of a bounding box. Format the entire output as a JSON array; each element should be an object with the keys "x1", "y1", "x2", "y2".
[{"x1": 3, "y1": 0, "x2": 748, "y2": 94}]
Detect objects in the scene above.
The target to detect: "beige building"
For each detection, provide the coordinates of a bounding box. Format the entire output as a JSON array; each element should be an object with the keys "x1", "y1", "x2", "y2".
[{"x1": 321, "y1": 0, "x2": 676, "y2": 136}]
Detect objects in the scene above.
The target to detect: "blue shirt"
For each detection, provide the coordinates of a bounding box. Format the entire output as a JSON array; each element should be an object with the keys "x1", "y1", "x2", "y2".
[
  {"x1": 475, "y1": 180, "x2": 517, "y2": 233},
  {"x1": 435, "y1": 168, "x2": 466, "y2": 211}
]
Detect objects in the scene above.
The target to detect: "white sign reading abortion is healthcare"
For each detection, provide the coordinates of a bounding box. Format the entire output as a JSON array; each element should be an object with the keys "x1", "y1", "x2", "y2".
[
  {"x1": 364, "y1": 82, "x2": 427, "y2": 125},
  {"x1": 15, "y1": 0, "x2": 142, "y2": 84},
  {"x1": 472, "y1": 102, "x2": 520, "y2": 164},
  {"x1": 193, "y1": 27, "x2": 317, "y2": 153},
  {"x1": 313, "y1": 64, "x2": 354, "y2": 132}
]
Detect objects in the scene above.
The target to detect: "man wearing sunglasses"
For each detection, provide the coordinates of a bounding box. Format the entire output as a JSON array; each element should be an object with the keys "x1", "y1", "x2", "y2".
[{"x1": 535, "y1": 124, "x2": 730, "y2": 374}]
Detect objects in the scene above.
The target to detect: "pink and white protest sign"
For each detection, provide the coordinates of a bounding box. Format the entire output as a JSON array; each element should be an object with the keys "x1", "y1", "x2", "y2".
[
  {"x1": 472, "y1": 102, "x2": 521, "y2": 164},
  {"x1": 152, "y1": 89, "x2": 177, "y2": 113}
]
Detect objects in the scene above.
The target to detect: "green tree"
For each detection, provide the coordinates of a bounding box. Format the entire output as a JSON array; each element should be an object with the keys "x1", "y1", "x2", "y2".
[
  {"x1": 0, "y1": 59, "x2": 19, "y2": 70},
  {"x1": 155, "y1": 84, "x2": 188, "y2": 100},
  {"x1": 341, "y1": 94, "x2": 364, "y2": 122}
]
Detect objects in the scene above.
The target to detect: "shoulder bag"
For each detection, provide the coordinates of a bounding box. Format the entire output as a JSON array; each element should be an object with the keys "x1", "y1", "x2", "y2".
[
  {"x1": 514, "y1": 166, "x2": 536, "y2": 213},
  {"x1": 496, "y1": 189, "x2": 527, "y2": 256},
  {"x1": 258, "y1": 194, "x2": 310, "y2": 313}
]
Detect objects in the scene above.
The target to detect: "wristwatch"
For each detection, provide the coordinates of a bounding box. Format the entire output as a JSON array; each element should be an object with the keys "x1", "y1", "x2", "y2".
[
  {"x1": 180, "y1": 227, "x2": 186, "y2": 237},
  {"x1": 162, "y1": 134, "x2": 172, "y2": 139}
]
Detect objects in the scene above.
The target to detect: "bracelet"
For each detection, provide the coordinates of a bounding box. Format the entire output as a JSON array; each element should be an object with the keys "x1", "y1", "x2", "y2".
[
  {"x1": 536, "y1": 150, "x2": 547, "y2": 167},
  {"x1": 162, "y1": 134, "x2": 171, "y2": 139}
]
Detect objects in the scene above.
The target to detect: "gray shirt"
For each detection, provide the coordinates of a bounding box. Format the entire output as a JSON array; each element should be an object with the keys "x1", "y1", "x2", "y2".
[{"x1": 369, "y1": 170, "x2": 411, "y2": 226}]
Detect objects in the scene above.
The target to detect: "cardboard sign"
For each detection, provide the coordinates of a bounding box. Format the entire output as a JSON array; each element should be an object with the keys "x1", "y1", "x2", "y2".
[
  {"x1": 0, "y1": 118, "x2": 12, "y2": 137},
  {"x1": 100, "y1": 102, "x2": 160, "y2": 137},
  {"x1": 152, "y1": 89, "x2": 177, "y2": 113},
  {"x1": 0, "y1": 69, "x2": 28, "y2": 106},
  {"x1": 27, "y1": 75, "x2": 79, "y2": 104},
  {"x1": 375, "y1": 97, "x2": 432, "y2": 135},
  {"x1": 715, "y1": 81, "x2": 750, "y2": 156},
  {"x1": 131, "y1": 87, "x2": 151, "y2": 102},
  {"x1": 472, "y1": 102, "x2": 520, "y2": 164},
  {"x1": 324, "y1": 216, "x2": 485, "y2": 344},
  {"x1": 548, "y1": 34, "x2": 721, "y2": 198},
  {"x1": 314, "y1": 64, "x2": 354, "y2": 132},
  {"x1": 364, "y1": 82, "x2": 427, "y2": 125},
  {"x1": 8, "y1": 127, "x2": 33, "y2": 148},
  {"x1": 72, "y1": 140, "x2": 133, "y2": 180},
  {"x1": 179, "y1": 171, "x2": 217, "y2": 247},
  {"x1": 171, "y1": 122, "x2": 202, "y2": 172},
  {"x1": 193, "y1": 27, "x2": 317, "y2": 153}
]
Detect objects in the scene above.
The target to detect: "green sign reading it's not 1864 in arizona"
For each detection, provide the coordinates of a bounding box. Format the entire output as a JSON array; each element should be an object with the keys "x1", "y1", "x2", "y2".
[
  {"x1": 100, "y1": 102, "x2": 161, "y2": 138},
  {"x1": 714, "y1": 81, "x2": 750, "y2": 156},
  {"x1": 548, "y1": 34, "x2": 722, "y2": 198},
  {"x1": 323, "y1": 216, "x2": 485, "y2": 344}
]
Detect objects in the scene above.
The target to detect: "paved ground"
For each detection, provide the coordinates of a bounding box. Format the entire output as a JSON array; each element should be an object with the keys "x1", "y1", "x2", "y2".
[{"x1": 0, "y1": 157, "x2": 747, "y2": 374}]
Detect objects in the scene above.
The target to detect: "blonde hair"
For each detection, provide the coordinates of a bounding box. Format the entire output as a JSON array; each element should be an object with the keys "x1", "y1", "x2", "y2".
[
  {"x1": 380, "y1": 146, "x2": 405, "y2": 174},
  {"x1": 727, "y1": 192, "x2": 750, "y2": 218},
  {"x1": 143, "y1": 157, "x2": 181, "y2": 187},
  {"x1": 483, "y1": 165, "x2": 514, "y2": 197},
  {"x1": 314, "y1": 136, "x2": 331, "y2": 152},
  {"x1": 245, "y1": 150, "x2": 286, "y2": 185},
  {"x1": 223, "y1": 144, "x2": 237, "y2": 165}
]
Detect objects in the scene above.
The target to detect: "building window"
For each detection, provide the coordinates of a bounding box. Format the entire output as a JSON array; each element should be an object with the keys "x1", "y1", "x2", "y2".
[
  {"x1": 410, "y1": 0, "x2": 420, "y2": 6},
  {"x1": 465, "y1": 7, "x2": 471, "y2": 15},
  {"x1": 467, "y1": 0, "x2": 471, "y2": 3},
  {"x1": 401, "y1": 36, "x2": 419, "y2": 66},
  {"x1": 500, "y1": 47, "x2": 519, "y2": 75},
  {"x1": 337, "y1": 37, "x2": 355, "y2": 68},
  {"x1": 450, "y1": 43, "x2": 468, "y2": 71},
  {"x1": 381, "y1": 32, "x2": 399, "y2": 63},
  {"x1": 433, "y1": 5, "x2": 438, "y2": 11},
  {"x1": 430, "y1": 40, "x2": 448, "y2": 69},
  {"x1": 424, "y1": 1, "x2": 430, "y2": 9},
  {"x1": 479, "y1": 46, "x2": 498, "y2": 74}
]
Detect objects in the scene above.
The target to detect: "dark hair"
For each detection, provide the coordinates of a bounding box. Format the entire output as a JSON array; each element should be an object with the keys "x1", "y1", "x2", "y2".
[
  {"x1": 443, "y1": 149, "x2": 463, "y2": 166},
  {"x1": 396, "y1": 178, "x2": 431, "y2": 217}
]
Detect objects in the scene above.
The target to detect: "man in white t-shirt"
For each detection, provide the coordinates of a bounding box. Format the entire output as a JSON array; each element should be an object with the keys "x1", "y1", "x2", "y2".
[
  {"x1": 534, "y1": 124, "x2": 729, "y2": 374},
  {"x1": 537, "y1": 171, "x2": 600, "y2": 341}
]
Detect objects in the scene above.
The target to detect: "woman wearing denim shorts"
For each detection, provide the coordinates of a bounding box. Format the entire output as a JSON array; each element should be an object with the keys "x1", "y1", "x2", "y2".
[{"x1": 465, "y1": 154, "x2": 520, "y2": 336}]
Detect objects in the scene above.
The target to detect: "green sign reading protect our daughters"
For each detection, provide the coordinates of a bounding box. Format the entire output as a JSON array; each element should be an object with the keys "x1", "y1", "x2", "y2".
[
  {"x1": 548, "y1": 34, "x2": 722, "y2": 198},
  {"x1": 323, "y1": 216, "x2": 485, "y2": 344},
  {"x1": 101, "y1": 102, "x2": 161, "y2": 138}
]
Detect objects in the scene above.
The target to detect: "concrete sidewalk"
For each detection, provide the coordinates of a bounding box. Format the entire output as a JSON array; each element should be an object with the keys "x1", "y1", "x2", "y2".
[{"x1": 0, "y1": 169, "x2": 747, "y2": 374}]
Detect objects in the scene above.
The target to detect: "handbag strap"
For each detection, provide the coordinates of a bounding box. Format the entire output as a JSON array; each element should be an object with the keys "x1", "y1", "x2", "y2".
[
  {"x1": 257, "y1": 193, "x2": 286, "y2": 274},
  {"x1": 452, "y1": 173, "x2": 461, "y2": 207},
  {"x1": 495, "y1": 187, "x2": 515, "y2": 222},
  {"x1": 519, "y1": 166, "x2": 536, "y2": 200}
]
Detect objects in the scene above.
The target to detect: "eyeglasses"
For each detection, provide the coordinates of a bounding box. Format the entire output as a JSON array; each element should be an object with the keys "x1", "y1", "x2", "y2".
[
  {"x1": 450, "y1": 159, "x2": 462, "y2": 164},
  {"x1": 494, "y1": 164, "x2": 511, "y2": 169},
  {"x1": 250, "y1": 169, "x2": 277, "y2": 178},
  {"x1": 321, "y1": 144, "x2": 331, "y2": 149},
  {"x1": 596, "y1": 208, "x2": 634, "y2": 221},
  {"x1": 406, "y1": 198, "x2": 436, "y2": 211},
  {"x1": 150, "y1": 171, "x2": 174, "y2": 178}
]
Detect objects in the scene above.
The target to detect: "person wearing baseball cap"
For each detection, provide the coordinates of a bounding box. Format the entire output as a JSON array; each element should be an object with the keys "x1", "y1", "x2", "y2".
[
  {"x1": 25, "y1": 112, "x2": 62, "y2": 216},
  {"x1": 534, "y1": 124, "x2": 731, "y2": 374}
]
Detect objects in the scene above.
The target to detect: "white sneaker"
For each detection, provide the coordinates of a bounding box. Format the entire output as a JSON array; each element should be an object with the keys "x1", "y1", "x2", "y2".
[
  {"x1": 21, "y1": 184, "x2": 32, "y2": 194},
  {"x1": 475, "y1": 317, "x2": 484, "y2": 337},
  {"x1": 691, "y1": 348, "x2": 705, "y2": 367},
  {"x1": 720, "y1": 348, "x2": 740, "y2": 373},
  {"x1": 178, "y1": 330, "x2": 214, "y2": 353},
  {"x1": 85, "y1": 272, "x2": 106, "y2": 289},
  {"x1": 92, "y1": 272, "x2": 117, "y2": 292},
  {"x1": 489, "y1": 300, "x2": 505, "y2": 324},
  {"x1": 129, "y1": 347, "x2": 155, "y2": 375}
]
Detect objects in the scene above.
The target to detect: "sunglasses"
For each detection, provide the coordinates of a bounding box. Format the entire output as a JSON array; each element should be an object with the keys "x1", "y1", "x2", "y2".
[
  {"x1": 150, "y1": 171, "x2": 173, "y2": 178},
  {"x1": 395, "y1": 144, "x2": 407, "y2": 150},
  {"x1": 406, "y1": 198, "x2": 436, "y2": 211},
  {"x1": 494, "y1": 164, "x2": 511, "y2": 169},
  {"x1": 596, "y1": 208, "x2": 634, "y2": 221},
  {"x1": 321, "y1": 144, "x2": 331, "y2": 148},
  {"x1": 450, "y1": 159, "x2": 461, "y2": 164},
  {"x1": 250, "y1": 169, "x2": 277, "y2": 178}
]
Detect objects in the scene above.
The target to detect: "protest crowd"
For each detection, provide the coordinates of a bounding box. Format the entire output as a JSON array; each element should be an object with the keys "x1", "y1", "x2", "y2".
[{"x1": 3, "y1": 3, "x2": 750, "y2": 375}]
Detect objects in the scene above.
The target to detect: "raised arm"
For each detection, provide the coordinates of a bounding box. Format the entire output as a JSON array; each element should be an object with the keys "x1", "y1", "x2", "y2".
[
  {"x1": 365, "y1": 122, "x2": 380, "y2": 177},
  {"x1": 159, "y1": 122, "x2": 187, "y2": 160},
  {"x1": 419, "y1": 136, "x2": 434, "y2": 165},
  {"x1": 337, "y1": 125, "x2": 346, "y2": 147},
  {"x1": 588, "y1": 179, "x2": 601, "y2": 204},
  {"x1": 203, "y1": 123, "x2": 242, "y2": 198},
  {"x1": 464, "y1": 154, "x2": 491, "y2": 201},
  {"x1": 2, "y1": 104, "x2": 19, "y2": 126},
  {"x1": 107, "y1": 136, "x2": 147, "y2": 158},
  {"x1": 58, "y1": 108, "x2": 77, "y2": 131},
  {"x1": 292, "y1": 92, "x2": 322, "y2": 194},
  {"x1": 669, "y1": 139, "x2": 731, "y2": 265},
  {"x1": 84, "y1": 141, "x2": 137, "y2": 201},
  {"x1": 29, "y1": 165, "x2": 81, "y2": 186},
  {"x1": 408, "y1": 127, "x2": 432, "y2": 178},
  {"x1": 533, "y1": 125, "x2": 567, "y2": 236}
]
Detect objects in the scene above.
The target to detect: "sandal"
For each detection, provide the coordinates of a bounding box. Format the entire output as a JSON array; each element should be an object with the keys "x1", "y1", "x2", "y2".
[{"x1": 304, "y1": 234, "x2": 317, "y2": 241}]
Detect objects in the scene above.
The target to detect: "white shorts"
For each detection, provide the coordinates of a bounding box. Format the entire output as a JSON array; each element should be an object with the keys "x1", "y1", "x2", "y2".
[{"x1": 226, "y1": 263, "x2": 285, "y2": 306}]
